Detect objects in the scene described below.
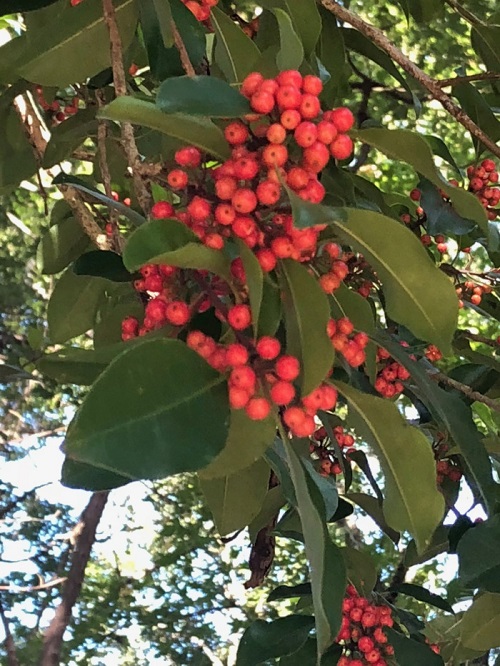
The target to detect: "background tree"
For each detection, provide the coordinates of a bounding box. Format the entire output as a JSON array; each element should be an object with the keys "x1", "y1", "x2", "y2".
[{"x1": 1, "y1": 0, "x2": 500, "y2": 665}]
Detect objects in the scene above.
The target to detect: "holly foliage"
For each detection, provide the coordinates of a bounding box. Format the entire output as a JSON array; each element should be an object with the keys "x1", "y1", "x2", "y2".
[{"x1": 2, "y1": 0, "x2": 500, "y2": 664}]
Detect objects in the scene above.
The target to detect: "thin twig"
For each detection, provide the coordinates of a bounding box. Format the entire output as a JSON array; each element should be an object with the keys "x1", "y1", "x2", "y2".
[
  {"x1": 459, "y1": 330, "x2": 499, "y2": 348},
  {"x1": 0, "y1": 577, "x2": 66, "y2": 593},
  {"x1": 436, "y1": 72, "x2": 500, "y2": 88},
  {"x1": 444, "y1": 0, "x2": 486, "y2": 27},
  {"x1": 60, "y1": 186, "x2": 110, "y2": 250},
  {"x1": 102, "y1": 0, "x2": 151, "y2": 214},
  {"x1": 171, "y1": 18, "x2": 195, "y2": 77},
  {"x1": 320, "y1": 0, "x2": 500, "y2": 159},
  {"x1": 429, "y1": 371, "x2": 500, "y2": 412},
  {"x1": 39, "y1": 492, "x2": 109, "y2": 666},
  {"x1": 0, "y1": 597, "x2": 20, "y2": 666}
]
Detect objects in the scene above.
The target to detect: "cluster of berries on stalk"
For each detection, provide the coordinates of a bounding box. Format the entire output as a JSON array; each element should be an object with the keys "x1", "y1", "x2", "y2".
[
  {"x1": 34, "y1": 86, "x2": 78, "y2": 125},
  {"x1": 158, "y1": 69, "x2": 354, "y2": 272},
  {"x1": 374, "y1": 347, "x2": 411, "y2": 399},
  {"x1": 433, "y1": 434, "x2": 463, "y2": 488},
  {"x1": 310, "y1": 425, "x2": 358, "y2": 477},
  {"x1": 467, "y1": 159, "x2": 500, "y2": 220},
  {"x1": 455, "y1": 279, "x2": 492, "y2": 308},
  {"x1": 336, "y1": 586, "x2": 395, "y2": 666}
]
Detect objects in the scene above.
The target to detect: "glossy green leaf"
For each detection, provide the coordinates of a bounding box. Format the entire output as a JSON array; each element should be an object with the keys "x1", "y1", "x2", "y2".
[
  {"x1": 258, "y1": 278, "x2": 282, "y2": 337},
  {"x1": 424, "y1": 135, "x2": 462, "y2": 176},
  {"x1": 61, "y1": 458, "x2": 131, "y2": 491},
  {"x1": 36, "y1": 216, "x2": 89, "y2": 275},
  {"x1": 404, "y1": 525, "x2": 450, "y2": 567},
  {"x1": 99, "y1": 97, "x2": 231, "y2": 161},
  {"x1": 156, "y1": 75, "x2": 251, "y2": 118},
  {"x1": 284, "y1": 440, "x2": 346, "y2": 658},
  {"x1": 0, "y1": 91, "x2": 37, "y2": 189},
  {"x1": 335, "y1": 381, "x2": 445, "y2": 553},
  {"x1": 341, "y1": 546, "x2": 377, "y2": 596},
  {"x1": 418, "y1": 178, "x2": 475, "y2": 236},
  {"x1": 236, "y1": 615, "x2": 315, "y2": 665},
  {"x1": 123, "y1": 219, "x2": 233, "y2": 283},
  {"x1": 94, "y1": 295, "x2": 145, "y2": 348},
  {"x1": 268, "y1": 582, "x2": 312, "y2": 601},
  {"x1": 403, "y1": 0, "x2": 444, "y2": 23},
  {"x1": 279, "y1": 640, "x2": 342, "y2": 665},
  {"x1": 396, "y1": 583, "x2": 454, "y2": 613},
  {"x1": 211, "y1": 7, "x2": 261, "y2": 83},
  {"x1": 16, "y1": 0, "x2": 138, "y2": 86},
  {"x1": 384, "y1": 628, "x2": 444, "y2": 665},
  {"x1": 286, "y1": 187, "x2": 347, "y2": 229},
  {"x1": 458, "y1": 514, "x2": 500, "y2": 593},
  {"x1": 237, "y1": 240, "x2": 263, "y2": 338},
  {"x1": 333, "y1": 209, "x2": 458, "y2": 353},
  {"x1": 47, "y1": 269, "x2": 108, "y2": 344},
  {"x1": 259, "y1": 0, "x2": 321, "y2": 56},
  {"x1": 373, "y1": 330, "x2": 497, "y2": 514},
  {"x1": 460, "y1": 593, "x2": 500, "y2": 651},
  {"x1": 352, "y1": 128, "x2": 488, "y2": 233},
  {"x1": 200, "y1": 457, "x2": 270, "y2": 536},
  {"x1": 271, "y1": 8, "x2": 303, "y2": 71},
  {"x1": 64, "y1": 339, "x2": 229, "y2": 484},
  {"x1": 471, "y1": 25, "x2": 500, "y2": 74},
  {"x1": 248, "y1": 485, "x2": 286, "y2": 543},
  {"x1": 42, "y1": 107, "x2": 98, "y2": 168},
  {"x1": 317, "y1": 7, "x2": 348, "y2": 107},
  {"x1": 199, "y1": 409, "x2": 276, "y2": 479},
  {"x1": 346, "y1": 492, "x2": 400, "y2": 544},
  {"x1": 73, "y1": 251, "x2": 133, "y2": 282},
  {"x1": 453, "y1": 81, "x2": 500, "y2": 154},
  {"x1": 152, "y1": 0, "x2": 173, "y2": 46},
  {"x1": 279, "y1": 259, "x2": 334, "y2": 394}
]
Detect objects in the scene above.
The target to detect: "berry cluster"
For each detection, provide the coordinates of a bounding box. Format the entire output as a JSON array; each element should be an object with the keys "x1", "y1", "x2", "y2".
[
  {"x1": 310, "y1": 425, "x2": 357, "y2": 477},
  {"x1": 436, "y1": 458, "x2": 463, "y2": 486},
  {"x1": 455, "y1": 279, "x2": 492, "y2": 308},
  {"x1": 327, "y1": 317, "x2": 369, "y2": 367},
  {"x1": 158, "y1": 69, "x2": 354, "y2": 272},
  {"x1": 374, "y1": 347, "x2": 410, "y2": 399},
  {"x1": 181, "y1": 0, "x2": 218, "y2": 22},
  {"x1": 336, "y1": 585, "x2": 395, "y2": 666},
  {"x1": 34, "y1": 86, "x2": 78, "y2": 125},
  {"x1": 467, "y1": 159, "x2": 500, "y2": 220},
  {"x1": 424, "y1": 344, "x2": 442, "y2": 362},
  {"x1": 184, "y1": 324, "x2": 339, "y2": 434}
]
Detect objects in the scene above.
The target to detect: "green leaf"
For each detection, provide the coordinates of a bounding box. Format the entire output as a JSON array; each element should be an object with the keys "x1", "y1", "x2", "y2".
[
  {"x1": 396, "y1": 583, "x2": 454, "y2": 614},
  {"x1": 259, "y1": 0, "x2": 321, "y2": 57},
  {"x1": 335, "y1": 381, "x2": 445, "y2": 553},
  {"x1": 156, "y1": 75, "x2": 251, "y2": 118},
  {"x1": 373, "y1": 330, "x2": 497, "y2": 514},
  {"x1": 284, "y1": 440, "x2": 346, "y2": 659},
  {"x1": 270, "y1": 8, "x2": 304, "y2": 71},
  {"x1": 248, "y1": 485, "x2": 286, "y2": 543},
  {"x1": 0, "y1": 90, "x2": 37, "y2": 189},
  {"x1": 99, "y1": 97, "x2": 231, "y2": 161},
  {"x1": 123, "y1": 218, "x2": 233, "y2": 283},
  {"x1": 42, "y1": 107, "x2": 98, "y2": 168},
  {"x1": 16, "y1": 0, "x2": 138, "y2": 86},
  {"x1": 471, "y1": 25, "x2": 500, "y2": 74},
  {"x1": 94, "y1": 294, "x2": 145, "y2": 348},
  {"x1": 418, "y1": 178, "x2": 475, "y2": 236},
  {"x1": 2, "y1": 0, "x2": 58, "y2": 12},
  {"x1": 0, "y1": 363, "x2": 33, "y2": 382},
  {"x1": 258, "y1": 278, "x2": 282, "y2": 337},
  {"x1": 152, "y1": 0, "x2": 173, "y2": 46},
  {"x1": 403, "y1": 0, "x2": 444, "y2": 23},
  {"x1": 286, "y1": 187, "x2": 347, "y2": 229},
  {"x1": 352, "y1": 128, "x2": 488, "y2": 233},
  {"x1": 458, "y1": 514, "x2": 500, "y2": 593},
  {"x1": 64, "y1": 339, "x2": 229, "y2": 486},
  {"x1": 332, "y1": 209, "x2": 458, "y2": 354},
  {"x1": 36, "y1": 216, "x2": 89, "y2": 275},
  {"x1": 279, "y1": 640, "x2": 342, "y2": 666},
  {"x1": 268, "y1": 583, "x2": 312, "y2": 602},
  {"x1": 453, "y1": 81, "x2": 500, "y2": 154},
  {"x1": 61, "y1": 458, "x2": 131, "y2": 491},
  {"x1": 317, "y1": 8, "x2": 348, "y2": 107},
  {"x1": 200, "y1": 457, "x2": 270, "y2": 536},
  {"x1": 346, "y1": 492, "x2": 400, "y2": 544},
  {"x1": 211, "y1": 7, "x2": 261, "y2": 83},
  {"x1": 340, "y1": 546, "x2": 377, "y2": 596},
  {"x1": 238, "y1": 240, "x2": 263, "y2": 338},
  {"x1": 73, "y1": 251, "x2": 133, "y2": 282},
  {"x1": 236, "y1": 615, "x2": 315, "y2": 665},
  {"x1": 199, "y1": 409, "x2": 276, "y2": 479},
  {"x1": 424, "y1": 135, "x2": 462, "y2": 176},
  {"x1": 460, "y1": 593, "x2": 500, "y2": 651},
  {"x1": 47, "y1": 269, "x2": 108, "y2": 344},
  {"x1": 279, "y1": 259, "x2": 334, "y2": 394},
  {"x1": 384, "y1": 628, "x2": 444, "y2": 665},
  {"x1": 404, "y1": 525, "x2": 450, "y2": 566}
]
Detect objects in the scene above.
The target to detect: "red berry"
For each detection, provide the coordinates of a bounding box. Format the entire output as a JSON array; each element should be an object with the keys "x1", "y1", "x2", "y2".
[
  {"x1": 165, "y1": 301, "x2": 190, "y2": 326},
  {"x1": 227, "y1": 304, "x2": 252, "y2": 330},
  {"x1": 294, "y1": 121, "x2": 318, "y2": 148},
  {"x1": 224, "y1": 121, "x2": 249, "y2": 145},
  {"x1": 330, "y1": 107, "x2": 355, "y2": 132},
  {"x1": 266, "y1": 123, "x2": 287, "y2": 144},
  {"x1": 167, "y1": 169, "x2": 188, "y2": 189},
  {"x1": 245, "y1": 397, "x2": 271, "y2": 420},
  {"x1": 256, "y1": 336, "x2": 281, "y2": 360},
  {"x1": 302, "y1": 74, "x2": 323, "y2": 95},
  {"x1": 275, "y1": 355, "x2": 300, "y2": 381},
  {"x1": 270, "y1": 380, "x2": 295, "y2": 405},
  {"x1": 232, "y1": 188, "x2": 258, "y2": 213},
  {"x1": 175, "y1": 146, "x2": 202, "y2": 168},
  {"x1": 230, "y1": 365, "x2": 256, "y2": 390},
  {"x1": 330, "y1": 134, "x2": 353, "y2": 160},
  {"x1": 229, "y1": 386, "x2": 251, "y2": 409},
  {"x1": 276, "y1": 85, "x2": 302, "y2": 110},
  {"x1": 241, "y1": 72, "x2": 264, "y2": 97},
  {"x1": 226, "y1": 343, "x2": 249, "y2": 366},
  {"x1": 151, "y1": 200, "x2": 174, "y2": 219},
  {"x1": 250, "y1": 90, "x2": 275, "y2": 114}
]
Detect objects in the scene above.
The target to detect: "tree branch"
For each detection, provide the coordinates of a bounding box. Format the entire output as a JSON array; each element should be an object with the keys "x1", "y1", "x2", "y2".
[
  {"x1": 436, "y1": 72, "x2": 500, "y2": 88},
  {"x1": 429, "y1": 371, "x2": 500, "y2": 412},
  {"x1": 59, "y1": 186, "x2": 111, "y2": 250},
  {"x1": 102, "y1": 0, "x2": 151, "y2": 214},
  {"x1": 0, "y1": 597, "x2": 20, "y2": 666},
  {"x1": 320, "y1": 0, "x2": 500, "y2": 159},
  {"x1": 171, "y1": 17, "x2": 195, "y2": 77},
  {"x1": 38, "y1": 492, "x2": 109, "y2": 666}
]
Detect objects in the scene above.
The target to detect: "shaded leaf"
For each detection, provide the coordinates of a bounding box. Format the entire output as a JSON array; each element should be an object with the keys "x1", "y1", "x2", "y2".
[
  {"x1": 211, "y1": 6, "x2": 261, "y2": 83},
  {"x1": 346, "y1": 492, "x2": 400, "y2": 544},
  {"x1": 268, "y1": 583, "x2": 312, "y2": 602},
  {"x1": 336, "y1": 381, "x2": 445, "y2": 552},
  {"x1": 458, "y1": 514, "x2": 500, "y2": 593},
  {"x1": 37, "y1": 216, "x2": 89, "y2": 275},
  {"x1": 73, "y1": 251, "x2": 133, "y2": 282},
  {"x1": 200, "y1": 457, "x2": 270, "y2": 536},
  {"x1": 236, "y1": 615, "x2": 315, "y2": 665},
  {"x1": 61, "y1": 458, "x2": 131, "y2": 491},
  {"x1": 279, "y1": 259, "x2": 334, "y2": 394},
  {"x1": 259, "y1": 0, "x2": 321, "y2": 56},
  {"x1": 460, "y1": 593, "x2": 500, "y2": 651},
  {"x1": 418, "y1": 177, "x2": 475, "y2": 236},
  {"x1": 396, "y1": 583, "x2": 454, "y2": 614},
  {"x1": 156, "y1": 75, "x2": 251, "y2": 117},
  {"x1": 384, "y1": 627, "x2": 444, "y2": 665},
  {"x1": 271, "y1": 7, "x2": 303, "y2": 71},
  {"x1": 64, "y1": 339, "x2": 229, "y2": 486}
]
